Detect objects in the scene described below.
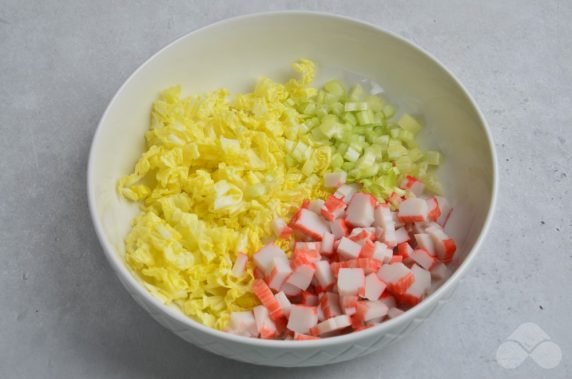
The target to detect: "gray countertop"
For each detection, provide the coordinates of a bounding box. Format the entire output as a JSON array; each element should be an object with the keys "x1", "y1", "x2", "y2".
[{"x1": 1, "y1": 1, "x2": 571, "y2": 378}]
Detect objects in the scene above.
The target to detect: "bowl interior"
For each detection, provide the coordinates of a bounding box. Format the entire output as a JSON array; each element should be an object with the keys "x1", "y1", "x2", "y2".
[{"x1": 89, "y1": 12, "x2": 495, "y2": 334}]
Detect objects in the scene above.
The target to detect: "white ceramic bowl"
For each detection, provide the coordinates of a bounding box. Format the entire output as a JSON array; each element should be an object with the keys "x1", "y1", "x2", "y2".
[{"x1": 88, "y1": 11, "x2": 497, "y2": 367}]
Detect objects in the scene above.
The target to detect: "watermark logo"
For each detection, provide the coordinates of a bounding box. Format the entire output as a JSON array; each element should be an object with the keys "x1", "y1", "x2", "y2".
[{"x1": 496, "y1": 322, "x2": 562, "y2": 369}]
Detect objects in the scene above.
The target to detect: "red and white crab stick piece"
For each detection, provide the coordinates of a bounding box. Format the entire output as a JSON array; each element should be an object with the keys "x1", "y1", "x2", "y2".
[
  {"x1": 274, "y1": 291, "x2": 292, "y2": 317},
  {"x1": 320, "y1": 232, "x2": 335, "y2": 255},
  {"x1": 287, "y1": 305, "x2": 319, "y2": 334},
  {"x1": 268, "y1": 257, "x2": 293, "y2": 291},
  {"x1": 308, "y1": 199, "x2": 325, "y2": 215},
  {"x1": 313, "y1": 314, "x2": 352, "y2": 336},
  {"x1": 355, "y1": 300, "x2": 389, "y2": 323},
  {"x1": 346, "y1": 193, "x2": 376, "y2": 227},
  {"x1": 398, "y1": 198, "x2": 429, "y2": 223},
  {"x1": 272, "y1": 218, "x2": 292, "y2": 238},
  {"x1": 252, "y1": 279, "x2": 286, "y2": 322},
  {"x1": 374, "y1": 204, "x2": 397, "y2": 247},
  {"x1": 321, "y1": 195, "x2": 347, "y2": 221},
  {"x1": 377, "y1": 263, "x2": 414, "y2": 295},
  {"x1": 253, "y1": 243, "x2": 288, "y2": 276},
  {"x1": 330, "y1": 218, "x2": 349, "y2": 239},
  {"x1": 363, "y1": 272, "x2": 387, "y2": 301},
  {"x1": 227, "y1": 311, "x2": 258, "y2": 337},
  {"x1": 401, "y1": 176, "x2": 425, "y2": 196},
  {"x1": 286, "y1": 263, "x2": 315, "y2": 291},
  {"x1": 239, "y1": 176, "x2": 458, "y2": 340},
  {"x1": 399, "y1": 264, "x2": 431, "y2": 306},
  {"x1": 324, "y1": 171, "x2": 347, "y2": 188},
  {"x1": 253, "y1": 305, "x2": 277, "y2": 339},
  {"x1": 292, "y1": 208, "x2": 331, "y2": 240},
  {"x1": 314, "y1": 260, "x2": 335, "y2": 290},
  {"x1": 231, "y1": 253, "x2": 248, "y2": 277},
  {"x1": 334, "y1": 184, "x2": 359, "y2": 203},
  {"x1": 337, "y1": 268, "x2": 365, "y2": 296},
  {"x1": 425, "y1": 224, "x2": 457, "y2": 263},
  {"x1": 371, "y1": 241, "x2": 393, "y2": 263},
  {"x1": 337, "y1": 237, "x2": 362, "y2": 260},
  {"x1": 319, "y1": 292, "x2": 342, "y2": 319},
  {"x1": 410, "y1": 248, "x2": 436, "y2": 271}
]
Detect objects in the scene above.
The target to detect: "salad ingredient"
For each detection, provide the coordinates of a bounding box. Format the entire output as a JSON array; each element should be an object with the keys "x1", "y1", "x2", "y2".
[
  {"x1": 228, "y1": 177, "x2": 457, "y2": 339},
  {"x1": 118, "y1": 58, "x2": 449, "y2": 333}
]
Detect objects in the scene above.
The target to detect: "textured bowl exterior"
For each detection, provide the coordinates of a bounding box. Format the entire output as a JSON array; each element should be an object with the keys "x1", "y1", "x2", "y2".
[{"x1": 88, "y1": 11, "x2": 497, "y2": 367}]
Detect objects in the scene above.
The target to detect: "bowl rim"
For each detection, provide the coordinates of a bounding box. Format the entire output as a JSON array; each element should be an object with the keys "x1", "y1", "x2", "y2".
[{"x1": 87, "y1": 10, "x2": 498, "y2": 348}]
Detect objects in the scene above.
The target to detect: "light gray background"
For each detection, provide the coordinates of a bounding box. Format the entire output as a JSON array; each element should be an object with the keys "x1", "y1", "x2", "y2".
[{"x1": 1, "y1": 1, "x2": 571, "y2": 378}]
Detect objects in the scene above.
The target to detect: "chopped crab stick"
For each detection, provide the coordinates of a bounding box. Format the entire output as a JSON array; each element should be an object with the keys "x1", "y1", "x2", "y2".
[
  {"x1": 374, "y1": 204, "x2": 394, "y2": 228},
  {"x1": 292, "y1": 208, "x2": 331, "y2": 240},
  {"x1": 293, "y1": 242, "x2": 322, "y2": 262},
  {"x1": 330, "y1": 218, "x2": 349, "y2": 239},
  {"x1": 337, "y1": 268, "x2": 365, "y2": 296},
  {"x1": 319, "y1": 292, "x2": 342, "y2": 319},
  {"x1": 359, "y1": 239, "x2": 375, "y2": 257},
  {"x1": 371, "y1": 241, "x2": 393, "y2": 263},
  {"x1": 364, "y1": 273, "x2": 387, "y2": 300},
  {"x1": 410, "y1": 248, "x2": 436, "y2": 271},
  {"x1": 272, "y1": 218, "x2": 292, "y2": 238},
  {"x1": 252, "y1": 279, "x2": 285, "y2": 321},
  {"x1": 313, "y1": 315, "x2": 352, "y2": 336},
  {"x1": 314, "y1": 260, "x2": 335, "y2": 289},
  {"x1": 274, "y1": 291, "x2": 292, "y2": 317},
  {"x1": 430, "y1": 262, "x2": 450, "y2": 281},
  {"x1": 399, "y1": 264, "x2": 431, "y2": 306},
  {"x1": 268, "y1": 257, "x2": 293, "y2": 291},
  {"x1": 308, "y1": 199, "x2": 325, "y2": 215},
  {"x1": 377, "y1": 263, "x2": 414, "y2": 295},
  {"x1": 355, "y1": 301, "x2": 389, "y2": 322},
  {"x1": 398, "y1": 198, "x2": 429, "y2": 223},
  {"x1": 414, "y1": 233, "x2": 436, "y2": 256},
  {"x1": 286, "y1": 264, "x2": 316, "y2": 290},
  {"x1": 374, "y1": 205, "x2": 398, "y2": 247},
  {"x1": 394, "y1": 227, "x2": 410, "y2": 244},
  {"x1": 324, "y1": 172, "x2": 347, "y2": 188},
  {"x1": 253, "y1": 244, "x2": 288, "y2": 275},
  {"x1": 320, "y1": 232, "x2": 335, "y2": 255},
  {"x1": 281, "y1": 282, "x2": 302, "y2": 297},
  {"x1": 401, "y1": 176, "x2": 425, "y2": 196},
  {"x1": 334, "y1": 184, "x2": 359, "y2": 203},
  {"x1": 397, "y1": 242, "x2": 413, "y2": 260},
  {"x1": 321, "y1": 195, "x2": 347, "y2": 221},
  {"x1": 287, "y1": 305, "x2": 318, "y2": 334},
  {"x1": 301, "y1": 292, "x2": 319, "y2": 306},
  {"x1": 228, "y1": 311, "x2": 258, "y2": 337},
  {"x1": 337, "y1": 237, "x2": 362, "y2": 260},
  {"x1": 380, "y1": 293, "x2": 397, "y2": 309},
  {"x1": 346, "y1": 193, "x2": 376, "y2": 227},
  {"x1": 330, "y1": 258, "x2": 382, "y2": 276},
  {"x1": 340, "y1": 295, "x2": 358, "y2": 315},
  {"x1": 253, "y1": 306, "x2": 277, "y2": 339},
  {"x1": 382, "y1": 225, "x2": 397, "y2": 248},
  {"x1": 231, "y1": 253, "x2": 248, "y2": 277},
  {"x1": 241, "y1": 184, "x2": 457, "y2": 340},
  {"x1": 425, "y1": 224, "x2": 457, "y2": 263}
]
